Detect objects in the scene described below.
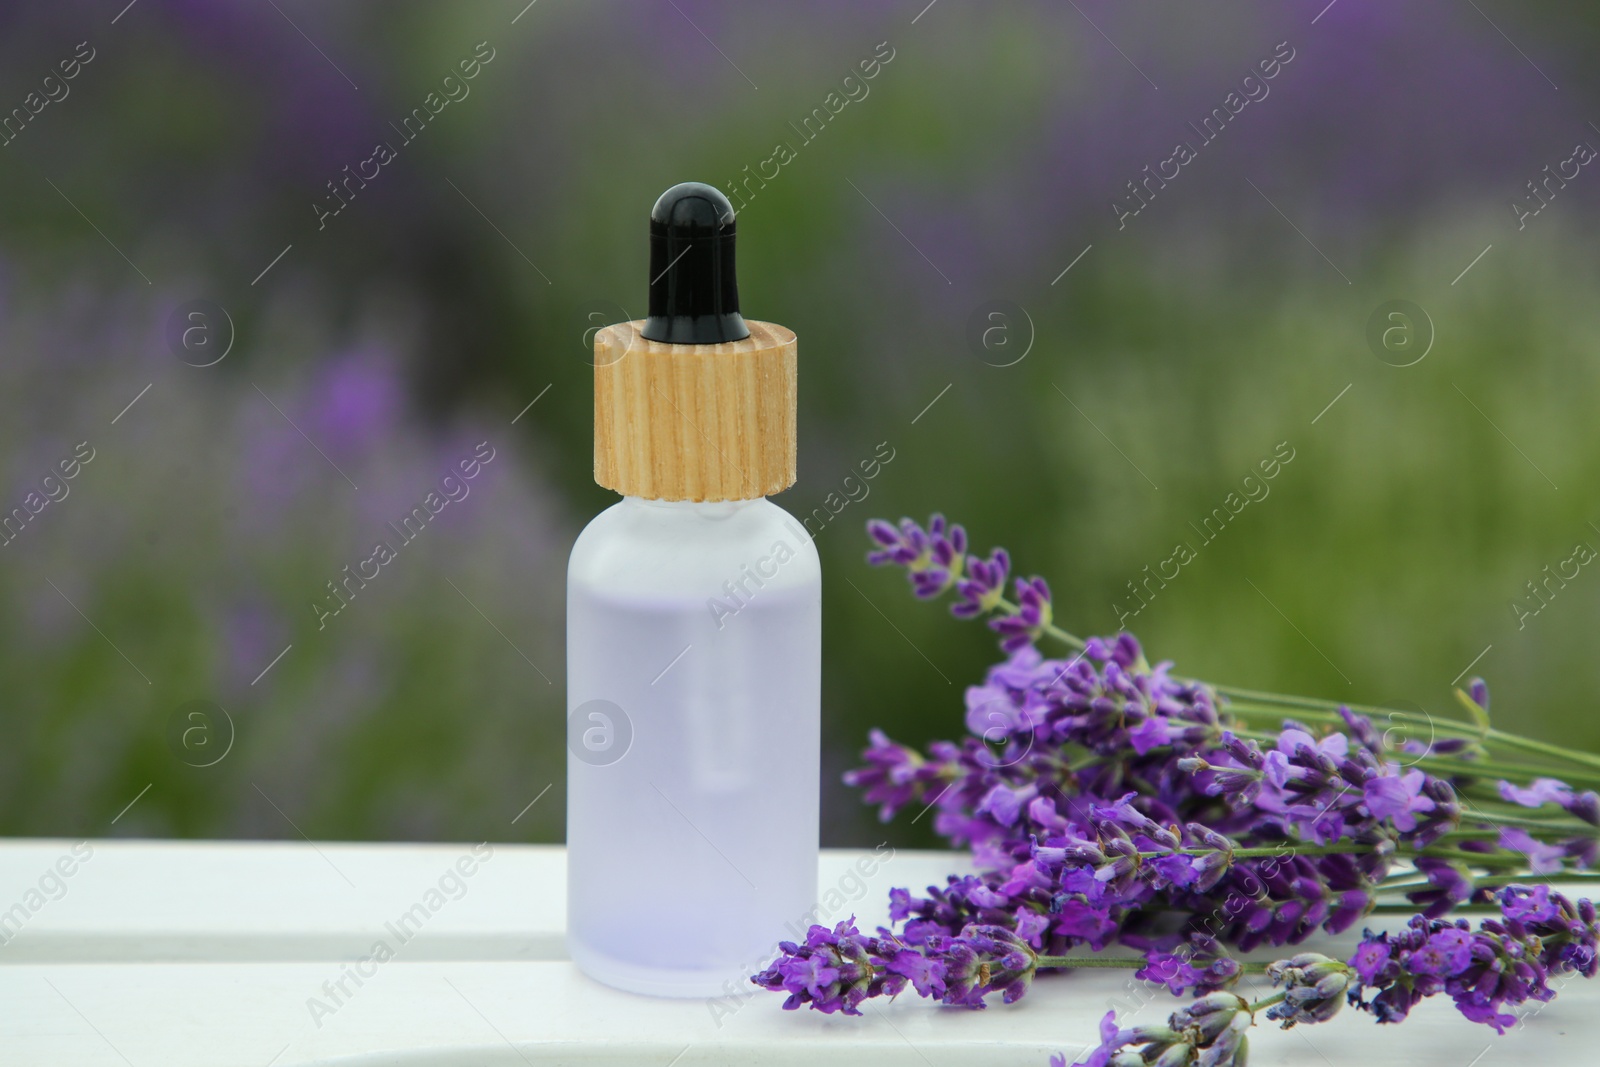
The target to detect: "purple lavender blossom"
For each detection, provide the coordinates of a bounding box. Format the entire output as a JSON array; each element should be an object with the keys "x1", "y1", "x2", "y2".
[
  {"x1": 1498, "y1": 826, "x2": 1568, "y2": 875},
  {"x1": 1050, "y1": 1011, "x2": 1121, "y2": 1067},
  {"x1": 867, "y1": 515, "x2": 1061, "y2": 650},
  {"x1": 841, "y1": 729, "x2": 943, "y2": 822},
  {"x1": 1041, "y1": 891, "x2": 1599, "y2": 1063},
  {"x1": 313, "y1": 348, "x2": 405, "y2": 457},
  {"x1": 1499, "y1": 776, "x2": 1572, "y2": 807},
  {"x1": 991, "y1": 577, "x2": 1052, "y2": 653},
  {"x1": 1190, "y1": 716, "x2": 1460, "y2": 865},
  {"x1": 1407, "y1": 857, "x2": 1474, "y2": 919},
  {"x1": 1136, "y1": 933, "x2": 1241, "y2": 996},
  {"x1": 1500, "y1": 883, "x2": 1560, "y2": 925},
  {"x1": 1362, "y1": 768, "x2": 1436, "y2": 832},
  {"x1": 1058, "y1": 994, "x2": 1251, "y2": 1067},
  {"x1": 866, "y1": 514, "x2": 967, "y2": 599},
  {"x1": 757, "y1": 516, "x2": 1600, "y2": 1049},
  {"x1": 840, "y1": 605, "x2": 1476, "y2": 961},
  {"x1": 750, "y1": 918, "x2": 911, "y2": 1014},
  {"x1": 1349, "y1": 938, "x2": 1390, "y2": 984},
  {"x1": 751, "y1": 918, "x2": 1044, "y2": 1012},
  {"x1": 1497, "y1": 776, "x2": 1600, "y2": 826},
  {"x1": 1345, "y1": 888, "x2": 1599, "y2": 1033},
  {"x1": 1264, "y1": 953, "x2": 1353, "y2": 1026},
  {"x1": 952, "y1": 548, "x2": 1010, "y2": 619}
]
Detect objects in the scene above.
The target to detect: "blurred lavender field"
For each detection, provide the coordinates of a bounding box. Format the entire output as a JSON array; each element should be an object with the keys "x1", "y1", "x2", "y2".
[{"x1": 1, "y1": 1, "x2": 1598, "y2": 846}]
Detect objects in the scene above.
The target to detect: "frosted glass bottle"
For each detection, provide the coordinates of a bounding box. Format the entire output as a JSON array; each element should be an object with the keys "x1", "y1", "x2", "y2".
[{"x1": 566, "y1": 495, "x2": 821, "y2": 996}]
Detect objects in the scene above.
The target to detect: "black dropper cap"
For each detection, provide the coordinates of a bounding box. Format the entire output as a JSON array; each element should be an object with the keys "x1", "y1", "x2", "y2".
[{"x1": 640, "y1": 182, "x2": 750, "y2": 345}]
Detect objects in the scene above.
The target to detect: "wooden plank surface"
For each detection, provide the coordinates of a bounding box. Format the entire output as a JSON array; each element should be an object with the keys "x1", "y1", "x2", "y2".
[{"x1": 0, "y1": 840, "x2": 1591, "y2": 1065}]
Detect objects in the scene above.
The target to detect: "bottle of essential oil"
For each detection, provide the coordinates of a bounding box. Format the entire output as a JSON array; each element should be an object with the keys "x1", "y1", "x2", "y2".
[{"x1": 566, "y1": 182, "x2": 821, "y2": 997}]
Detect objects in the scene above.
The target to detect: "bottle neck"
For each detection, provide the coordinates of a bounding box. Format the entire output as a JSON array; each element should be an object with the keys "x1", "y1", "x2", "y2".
[{"x1": 622, "y1": 496, "x2": 766, "y2": 515}]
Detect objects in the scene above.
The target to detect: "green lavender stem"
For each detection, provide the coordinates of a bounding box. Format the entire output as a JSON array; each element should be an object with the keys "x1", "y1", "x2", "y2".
[
  {"x1": 1376, "y1": 870, "x2": 1600, "y2": 892},
  {"x1": 1005, "y1": 605, "x2": 1600, "y2": 778},
  {"x1": 1458, "y1": 810, "x2": 1594, "y2": 832},
  {"x1": 1036, "y1": 954, "x2": 1270, "y2": 976},
  {"x1": 1142, "y1": 845, "x2": 1357, "y2": 859},
  {"x1": 1219, "y1": 696, "x2": 1600, "y2": 774},
  {"x1": 1247, "y1": 991, "x2": 1288, "y2": 1014},
  {"x1": 1038, "y1": 746, "x2": 1595, "y2": 836},
  {"x1": 1413, "y1": 756, "x2": 1600, "y2": 789},
  {"x1": 1411, "y1": 847, "x2": 1529, "y2": 866},
  {"x1": 1139, "y1": 844, "x2": 1574, "y2": 870},
  {"x1": 1375, "y1": 869, "x2": 1599, "y2": 891}
]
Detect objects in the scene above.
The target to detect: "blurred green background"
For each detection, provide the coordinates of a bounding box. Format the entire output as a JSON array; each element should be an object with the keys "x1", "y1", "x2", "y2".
[{"x1": 2, "y1": 1, "x2": 1598, "y2": 849}]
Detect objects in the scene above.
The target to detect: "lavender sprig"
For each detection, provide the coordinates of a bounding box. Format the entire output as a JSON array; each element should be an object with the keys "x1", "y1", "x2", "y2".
[
  {"x1": 761, "y1": 888, "x2": 1599, "y2": 1064},
  {"x1": 857, "y1": 517, "x2": 1600, "y2": 871},
  {"x1": 752, "y1": 515, "x2": 1600, "y2": 1063},
  {"x1": 845, "y1": 630, "x2": 1589, "y2": 953},
  {"x1": 868, "y1": 513, "x2": 1600, "y2": 780},
  {"x1": 752, "y1": 916, "x2": 1048, "y2": 1012},
  {"x1": 1344, "y1": 884, "x2": 1598, "y2": 1031},
  {"x1": 1065, "y1": 886, "x2": 1596, "y2": 1065}
]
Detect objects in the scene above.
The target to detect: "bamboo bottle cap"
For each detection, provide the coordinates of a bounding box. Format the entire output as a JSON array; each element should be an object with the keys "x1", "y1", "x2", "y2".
[
  {"x1": 592, "y1": 183, "x2": 796, "y2": 502},
  {"x1": 593, "y1": 320, "x2": 796, "y2": 501}
]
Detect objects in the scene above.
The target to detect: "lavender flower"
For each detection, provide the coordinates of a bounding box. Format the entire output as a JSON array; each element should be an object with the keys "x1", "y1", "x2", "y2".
[
  {"x1": 1057, "y1": 995, "x2": 1252, "y2": 1067},
  {"x1": 992, "y1": 577, "x2": 1053, "y2": 653},
  {"x1": 1497, "y1": 776, "x2": 1600, "y2": 826},
  {"x1": 1136, "y1": 932, "x2": 1242, "y2": 996},
  {"x1": 750, "y1": 918, "x2": 915, "y2": 1014},
  {"x1": 1362, "y1": 768, "x2": 1437, "y2": 831},
  {"x1": 1498, "y1": 776, "x2": 1571, "y2": 807},
  {"x1": 751, "y1": 918, "x2": 1045, "y2": 1012},
  {"x1": 760, "y1": 515, "x2": 1600, "y2": 1058},
  {"x1": 866, "y1": 514, "x2": 966, "y2": 599},
  {"x1": 1407, "y1": 857, "x2": 1474, "y2": 919},
  {"x1": 936, "y1": 925, "x2": 1043, "y2": 1006},
  {"x1": 1345, "y1": 887, "x2": 1598, "y2": 1033},
  {"x1": 1264, "y1": 953, "x2": 1353, "y2": 1026},
  {"x1": 868, "y1": 515, "x2": 1060, "y2": 650},
  {"x1": 952, "y1": 547, "x2": 1010, "y2": 619},
  {"x1": 1496, "y1": 826, "x2": 1561, "y2": 874},
  {"x1": 842, "y1": 728, "x2": 944, "y2": 821}
]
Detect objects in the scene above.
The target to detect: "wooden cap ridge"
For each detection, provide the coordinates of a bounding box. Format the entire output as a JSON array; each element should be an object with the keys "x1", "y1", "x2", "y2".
[{"x1": 593, "y1": 319, "x2": 797, "y2": 502}]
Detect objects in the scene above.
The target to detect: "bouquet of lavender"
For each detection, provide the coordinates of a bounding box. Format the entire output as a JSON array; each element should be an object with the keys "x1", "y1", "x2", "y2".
[{"x1": 752, "y1": 515, "x2": 1600, "y2": 1065}]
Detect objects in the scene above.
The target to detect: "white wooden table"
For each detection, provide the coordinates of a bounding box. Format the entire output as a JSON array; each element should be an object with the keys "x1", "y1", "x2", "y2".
[{"x1": 0, "y1": 840, "x2": 1590, "y2": 1065}]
